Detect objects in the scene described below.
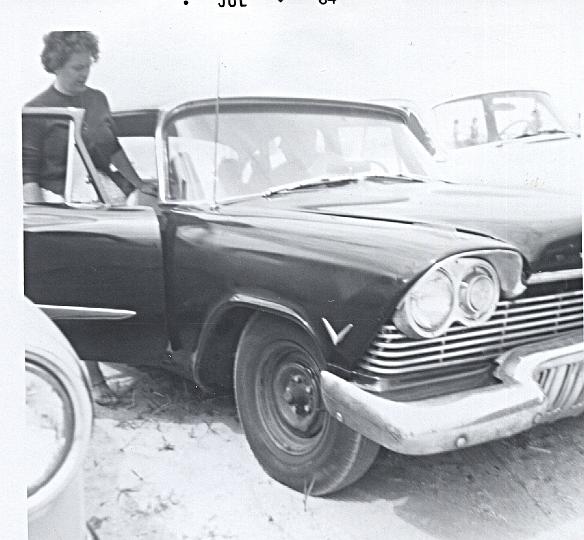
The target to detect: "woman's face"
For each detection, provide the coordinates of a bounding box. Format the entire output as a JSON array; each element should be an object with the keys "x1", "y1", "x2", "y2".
[{"x1": 55, "y1": 51, "x2": 92, "y2": 95}]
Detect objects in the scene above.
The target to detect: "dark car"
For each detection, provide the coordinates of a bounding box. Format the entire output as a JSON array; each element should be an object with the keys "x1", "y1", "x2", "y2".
[{"x1": 23, "y1": 97, "x2": 583, "y2": 495}]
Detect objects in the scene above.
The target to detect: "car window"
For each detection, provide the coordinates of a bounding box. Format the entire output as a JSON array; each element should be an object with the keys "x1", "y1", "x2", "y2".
[
  {"x1": 490, "y1": 95, "x2": 564, "y2": 140},
  {"x1": 22, "y1": 114, "x2": 102, "y2": 204},
  {"x1": 164, "y1": 106, "x2": 439, "y2": 202},
  {"x1": 22, "y1": 112, "x2": 133, "y2": 205},
  {"x1": 433, "y1": 99, "x2": 488, "y2": 150},
  {"x1": 167, "y1": 137, "x2": 239, "y2": 200},
  {"x1": 433, "y1": 91, "x2": 570, "y2": 151},
  {"x1": 69, "y1": 144, "x2": 100, "y2": 203},
  {"x1": 338, "y1": 125, "x2": 401, "y2": 172},
  {"x1": 118, "y1": 137, "x2": 157, "y2": 181}
]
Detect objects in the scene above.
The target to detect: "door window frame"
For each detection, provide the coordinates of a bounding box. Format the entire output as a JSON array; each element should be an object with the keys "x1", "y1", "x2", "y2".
[{"x1": 22, "y1": 107, "x2": 115, "y2": 206}]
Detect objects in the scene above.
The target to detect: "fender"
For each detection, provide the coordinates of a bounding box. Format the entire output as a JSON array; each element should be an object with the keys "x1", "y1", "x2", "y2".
[{"x1": 191, "y1": 291, "x2": 340, "y2": 389}]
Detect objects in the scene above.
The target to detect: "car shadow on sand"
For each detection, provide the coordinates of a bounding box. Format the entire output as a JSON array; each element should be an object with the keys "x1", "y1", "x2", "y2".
[
  {"x1": 331, "y1": 416, "x2": 584, "y2": 540},
  {"x1": 94, "y1": 361, "x2": 583, "y2": 540}
]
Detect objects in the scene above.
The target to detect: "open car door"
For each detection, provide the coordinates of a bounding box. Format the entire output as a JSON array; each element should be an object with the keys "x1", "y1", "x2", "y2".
[{"x1": 23, "y1": 107, "x2": 168, "y2": 365}]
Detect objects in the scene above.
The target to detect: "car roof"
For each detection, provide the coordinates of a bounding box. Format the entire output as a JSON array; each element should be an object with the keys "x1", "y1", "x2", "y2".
[
  {"x1": 111, "y1": 96, "x2": 411, "y2": 139},
  {"x1": 112, "y1": 95, "x2": 410, "y2": 121},
  {"x1": 433, "y1": 89, "x2": 551, "y2": 109}
]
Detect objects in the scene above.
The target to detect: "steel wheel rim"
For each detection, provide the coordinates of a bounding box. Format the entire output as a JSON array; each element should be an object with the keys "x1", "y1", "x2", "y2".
[{"x1": 255, "y1": 341, "x2": 327, "y2": 456}]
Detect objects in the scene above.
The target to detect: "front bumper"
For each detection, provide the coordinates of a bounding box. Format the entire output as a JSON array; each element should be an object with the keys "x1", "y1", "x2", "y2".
[{"x1": 321, "y1": 330, "x2": 584, "y2": 455}]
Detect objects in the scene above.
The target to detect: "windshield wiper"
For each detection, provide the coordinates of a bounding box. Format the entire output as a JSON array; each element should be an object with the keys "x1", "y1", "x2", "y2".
[
  {"x1": 262, "y1": 175, "x2": 360, "y2": 197},
  {"x1": 512, "y1": 128, "x2": 568, "y2": 140},
  {"x1": 364, "y1": 173, "x2": 430, "y2": 184}
]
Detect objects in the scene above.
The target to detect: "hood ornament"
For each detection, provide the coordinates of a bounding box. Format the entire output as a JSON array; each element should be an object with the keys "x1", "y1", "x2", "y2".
[{"x1": 322, "y1": 318, "x2": 354, "y2": 346}]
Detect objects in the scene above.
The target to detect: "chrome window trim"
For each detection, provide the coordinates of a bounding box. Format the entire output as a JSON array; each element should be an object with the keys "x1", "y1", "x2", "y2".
[{"x1": 64, "y1": 120, "x2": 75, "y2": 202}]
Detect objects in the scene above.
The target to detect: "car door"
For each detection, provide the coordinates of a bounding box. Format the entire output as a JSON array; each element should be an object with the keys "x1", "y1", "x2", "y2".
[{"x1": 23, "y1": 107, "x2": 168, "y2": 365}]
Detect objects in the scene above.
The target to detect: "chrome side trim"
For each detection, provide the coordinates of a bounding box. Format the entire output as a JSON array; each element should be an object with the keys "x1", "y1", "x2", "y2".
[
  {"x1": 229, "y1": 293, "x2": 312, "y2": 333},
  {"x1": 527, "y1": 268, "x2": 583, "y2": 285},
  {"x1": 38, "y1": 305, "x2": 136, "y2": 320}
]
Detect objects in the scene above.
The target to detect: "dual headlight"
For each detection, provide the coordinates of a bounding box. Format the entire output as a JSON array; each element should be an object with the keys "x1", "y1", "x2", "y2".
[{"x1": 394, "y1": 257, "x2": 501, "y2": 339}]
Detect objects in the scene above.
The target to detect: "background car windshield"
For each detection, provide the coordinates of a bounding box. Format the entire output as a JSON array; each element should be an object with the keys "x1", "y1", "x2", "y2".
[
  {"x1": 489, "y1": 94, "x2": 565, "y2": 140},
  {"x1": 433, "y1": 91, "x2": 568, "y2": 150},
  {"x1": 164, "y1": 106, "x2": 439, "y2": 201}
]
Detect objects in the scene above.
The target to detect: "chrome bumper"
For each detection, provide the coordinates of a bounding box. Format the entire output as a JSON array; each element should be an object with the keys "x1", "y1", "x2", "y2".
[{"x1": 321, "y1": 331, "x2": 584, "y2": 455}]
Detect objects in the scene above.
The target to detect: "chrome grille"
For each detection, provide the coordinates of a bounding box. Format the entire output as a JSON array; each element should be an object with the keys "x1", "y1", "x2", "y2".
[
  {"x1": 360, "y1": 289, "x2": 583, "y2": 377},
  {"x1": 538, "y1": 361, "x2": 584, "y2": 414}
]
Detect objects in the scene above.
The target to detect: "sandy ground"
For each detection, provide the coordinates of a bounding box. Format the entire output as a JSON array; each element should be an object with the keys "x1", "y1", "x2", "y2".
[{"x1": 84, "y1": 363, "x2": 584, "y2": 540}]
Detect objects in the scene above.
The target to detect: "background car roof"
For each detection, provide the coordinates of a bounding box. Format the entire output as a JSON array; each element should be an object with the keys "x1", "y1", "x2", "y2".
[{"x1": 433, "y1": 89, "x2": 552, "y2": 109}]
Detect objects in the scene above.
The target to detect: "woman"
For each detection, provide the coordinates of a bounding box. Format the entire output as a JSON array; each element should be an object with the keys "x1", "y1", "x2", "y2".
[
  {"x1": 23, "y1": 31, "x2": 155, "y2": 203},
  {"x1": 23, "y1": 31, "x2": 151, "y2": 405}
]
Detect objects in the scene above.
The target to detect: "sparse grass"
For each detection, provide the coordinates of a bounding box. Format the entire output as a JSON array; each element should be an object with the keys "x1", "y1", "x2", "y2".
[
  {"x1": 303, "y1": 476, "x2": 316, "y2": 511},
  {"x1": 103, "y1": 366, "x2": 233, "y2": 424}
]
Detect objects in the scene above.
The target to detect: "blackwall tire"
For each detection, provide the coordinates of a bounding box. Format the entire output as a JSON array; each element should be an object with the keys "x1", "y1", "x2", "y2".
[{"x1": 234, "y1": 313, "x2": 379, "y2": 495}]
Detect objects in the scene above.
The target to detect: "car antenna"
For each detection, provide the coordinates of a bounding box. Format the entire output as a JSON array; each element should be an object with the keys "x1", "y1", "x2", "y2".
[{"x1": 211, "y1": 55, "x2": 221, "y2": 211}]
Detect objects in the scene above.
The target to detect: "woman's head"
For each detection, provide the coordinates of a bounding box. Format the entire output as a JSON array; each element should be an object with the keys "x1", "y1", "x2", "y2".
[{"x1": 41, "y1": 31, "x2": 100, "y2": 95}]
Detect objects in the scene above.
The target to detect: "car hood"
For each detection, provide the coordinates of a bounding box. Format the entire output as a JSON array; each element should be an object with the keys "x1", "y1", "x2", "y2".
[
  {"x1": 442, "y1": 134, "x2": 584, "y2": 194},
  {"x1": 245, "y1": 181, "x2": 582, "y2": 273}
]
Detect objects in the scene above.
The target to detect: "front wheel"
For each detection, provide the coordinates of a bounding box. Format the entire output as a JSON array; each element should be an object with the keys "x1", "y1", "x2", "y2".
[{"x1": 234, "y1": 313, "x2": 379, "y2": 495}]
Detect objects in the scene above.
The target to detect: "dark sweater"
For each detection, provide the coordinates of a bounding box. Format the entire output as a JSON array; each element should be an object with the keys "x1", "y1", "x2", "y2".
[{"x1": 23, "y1": 85, "x2": 122, "y2": 195}]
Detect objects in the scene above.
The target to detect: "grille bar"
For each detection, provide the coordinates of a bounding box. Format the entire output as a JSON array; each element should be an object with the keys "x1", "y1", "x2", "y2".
[
  {"x1": 375, "y1": 316, "x2": 581, "y2": 347},
  {"x1": 365, "y1": 326, "x2": 583, "y2": 371},
  {"x1": 369, "y1": 317, "x2": 582, "y2": 360},
  {"x1": 538, "y1": 361, "x2": 584, "y2": 412},
  {"x1": 360, "y1": 288, "x2": 583, "y2": 377},
  {"x1": 377, "y1": 291, "x2": 582, "y2": 341}
]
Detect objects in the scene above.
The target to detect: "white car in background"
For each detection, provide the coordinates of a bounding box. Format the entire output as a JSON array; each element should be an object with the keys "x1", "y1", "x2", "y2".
[
  {"x1": 432, "y1": 89, "x2": 583, "y2": 193},
  {"x1": 25, "y1": 298, "x2": 94, "y2": 539}
]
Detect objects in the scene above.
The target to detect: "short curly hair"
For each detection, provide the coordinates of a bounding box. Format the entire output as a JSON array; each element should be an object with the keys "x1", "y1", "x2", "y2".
[{"x1": 41, "y1": 31, "x2": 100, "y2": 73}]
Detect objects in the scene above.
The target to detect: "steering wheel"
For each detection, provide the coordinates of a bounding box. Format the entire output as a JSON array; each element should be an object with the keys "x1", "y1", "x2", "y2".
[
  {"x1": 364, "y1": 160, "x2": 389, "y2": 174},
  {"x1": 308, "y1": 152, "x2": 351, "y2": 176},
  {"x1": 499, "y1": 119, "x2": 530, "y2": 139}
]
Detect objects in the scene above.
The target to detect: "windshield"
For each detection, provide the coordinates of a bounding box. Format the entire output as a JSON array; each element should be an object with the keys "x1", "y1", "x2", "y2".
[
  {"x1": 433, "y1": 91, "x2": 569, "y2": 150},
  {"x1": 163, "y1": 104, "x2": 440, "y2": 202}
]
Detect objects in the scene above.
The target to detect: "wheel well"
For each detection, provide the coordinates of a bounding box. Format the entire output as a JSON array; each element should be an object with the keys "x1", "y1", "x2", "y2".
[
  {"x1": 195, "y1": 307, "x2": 315, "y2": 392},
  {"x1": 195, "y1": 306, "x2": 254, "y2": 391}
]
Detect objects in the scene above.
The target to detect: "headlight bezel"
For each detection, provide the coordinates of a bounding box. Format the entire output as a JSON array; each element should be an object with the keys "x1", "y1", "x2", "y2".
[
  {"x1": 394, "y1": 250, "x2": 523, "y2": 339},
  {"x1": 26, "y1": 360, "x2": 76, "y2": 497},
  {"x1": 394, "y1": 267, "x2": 457, "y2": 339},
  {"x1": 458, "y1": 259, "x2": 500, "y2": 325},
  {"x1": 26, "y1": 349, "x2": 93, "y2": 519}
]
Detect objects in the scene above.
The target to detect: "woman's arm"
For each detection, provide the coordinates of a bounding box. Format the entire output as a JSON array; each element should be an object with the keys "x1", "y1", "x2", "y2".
[
  {"x1": 99, "y1": 92, "x2": 157, "y2": 197},
  {"x1": 110, "y1": 149, "x2": 157, "y2": 196}
]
